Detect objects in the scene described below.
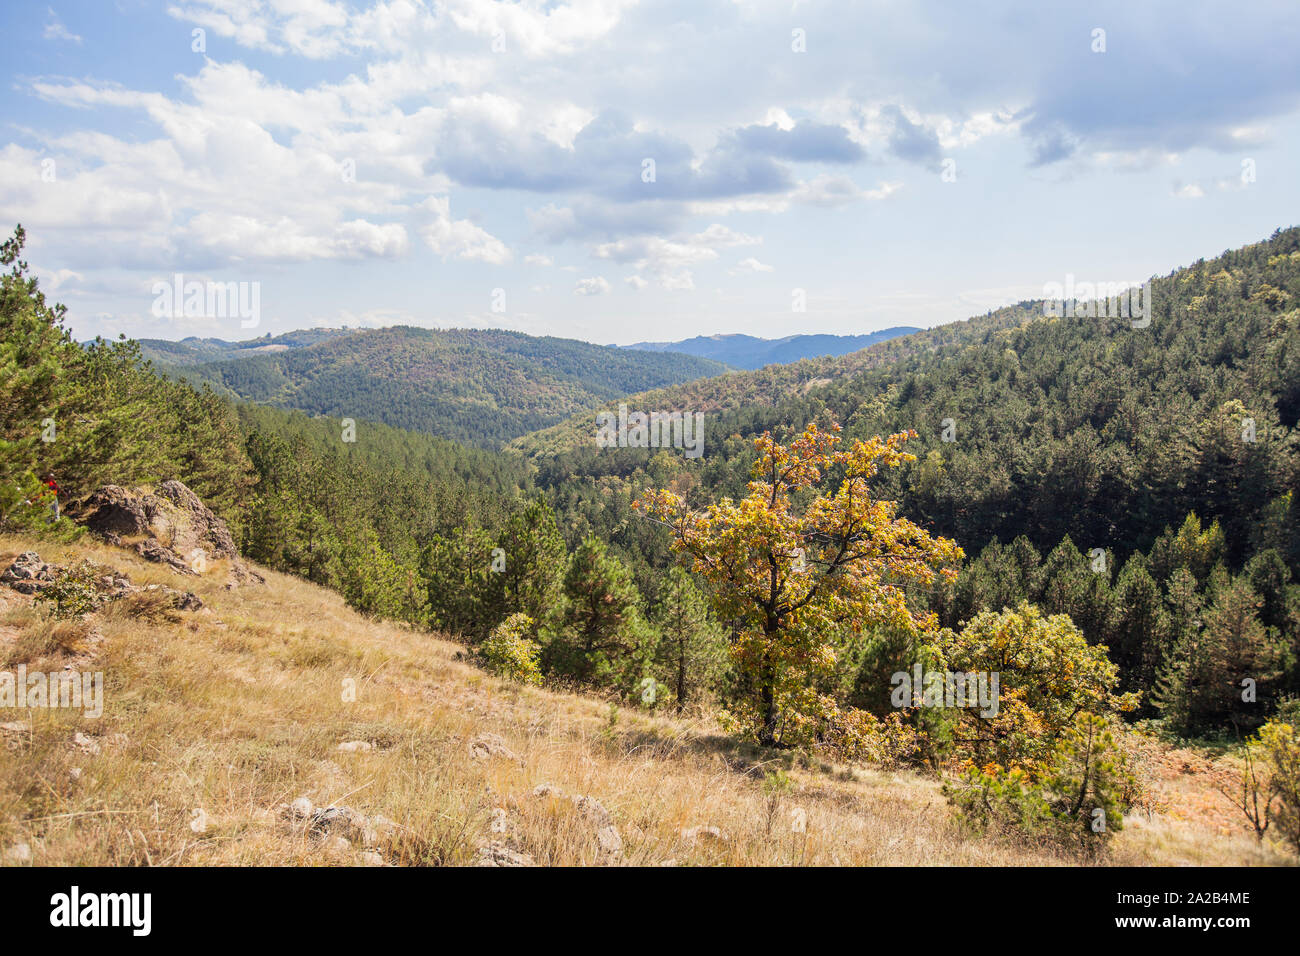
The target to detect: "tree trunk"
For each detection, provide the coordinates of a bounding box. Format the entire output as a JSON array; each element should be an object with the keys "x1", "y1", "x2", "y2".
[
  {"x1": 676, "y1": 634, "x2": 686, "y2": 715},
  {"x1": 759, "y1": 679, "x2": 777, "y2": 746},
  {"x1": 758, "y1": 631, "x2": 778, "y2": 746}
]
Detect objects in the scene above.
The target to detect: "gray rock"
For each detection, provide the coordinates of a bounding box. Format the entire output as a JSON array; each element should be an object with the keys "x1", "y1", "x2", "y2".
[
  {"x1": 309, "y1": 805, "x2": 369, "y2": 842},
  {"x1": 279, "y1": 797, "x2": 314, "y2": 821},
  {"x1": 681, "y1": 825, "x2": 729, "y2": 846},
  {"x1": 572, "y1": 794, "x2": 612, "y2": 828},
  {"x1": 596, "y1": 825, "x2": 623, "y2": 861},
  {"x1": 75, "y1": 486, "x2": 152, "y2": 538},
  {"x1": 1, "y1": 552, "x2": 60, "y2": 593},
  {"x1": 474, "y1": 841, "x2": 536, "y2": 867},
  {"x1": 468, "y1": 733, "x2": 518, "y2": 761},
  {"x1": 3, "y1": 842, "x2": 32, "y2": 864},
  {"x1": 73, "y1": 480, "x2": 263, "y2": 586}
]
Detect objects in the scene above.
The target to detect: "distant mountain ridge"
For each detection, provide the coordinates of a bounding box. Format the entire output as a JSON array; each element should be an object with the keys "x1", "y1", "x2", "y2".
[
  {"x1": 622, "y1": 329, "x2": 921, "y2": 369},
  {"x1": 136, "y1": 328, "x2": 356, "y2": 365},
  {"x1": 136, "y1": 326, "x2": 730, "y2": 449}
]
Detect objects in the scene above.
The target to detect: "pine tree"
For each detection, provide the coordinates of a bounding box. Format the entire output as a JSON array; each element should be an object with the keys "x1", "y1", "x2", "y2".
[
  {"x1": 0, "y1": 225, "x2": 75, "y2": 533},
  {"x1": 652, "y1": 566, "x2": 726, "y2": 713},
  {"x1": 1108, "y1": 555, "x2": 1170, "y2": 703},
  {"x1": 550, "y1": 536, "x2": 646, "y2": 688},
  {"x1": 496, "y1": 497, "x2": 566, "y2": 627},
  {"x1": 1156, "y1": 575, "x2": 1278, "y2": 736}
]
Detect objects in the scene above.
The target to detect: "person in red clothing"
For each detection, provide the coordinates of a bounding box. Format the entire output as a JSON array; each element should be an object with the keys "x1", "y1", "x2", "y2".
[{"x1": 40, "y1": 472, "x2": 59, "y2": 522}]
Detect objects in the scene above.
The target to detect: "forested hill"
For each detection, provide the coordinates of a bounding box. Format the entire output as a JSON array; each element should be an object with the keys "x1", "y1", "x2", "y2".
[
  {"x1": 508, "y1": 226, "x2": 1300, "y2": 737},
  {"x1": 144, "y1": 326, "x2": 731, "y2": 448},
  {"x1": 521, "y1": 225, "x2": 1300, "y2": 585},
  {"x1": 623, "y1": 329, "x2": 920, "y2": 369},
  {"x1": 510, "y1": 304, "x2": 1034, "y2": 459}
]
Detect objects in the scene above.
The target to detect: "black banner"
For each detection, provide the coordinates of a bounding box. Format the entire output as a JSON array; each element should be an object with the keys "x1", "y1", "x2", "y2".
[{"x1": 0, "y1": 865, "x2": 1286, "y2": 942}]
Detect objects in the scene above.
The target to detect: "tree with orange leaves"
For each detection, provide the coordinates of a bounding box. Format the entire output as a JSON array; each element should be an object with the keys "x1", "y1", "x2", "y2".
[{"x1": 637, "y1": 422, "x2": 963, "y2": 747}]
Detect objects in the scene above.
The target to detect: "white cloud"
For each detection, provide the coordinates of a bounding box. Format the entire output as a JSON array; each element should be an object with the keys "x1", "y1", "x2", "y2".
[
  {"x1": 795, "y1": 175, "x2": 901, "y2": 207},
  {"x1": 165, "y1": 0, "x2": 637, "y2": 60},
  {"x1": 687, "y1": 223, "x2": 760, "y2": 248},
  {"x1": 167, "y1": 0, "x2": 352, "y2": 59},
  {"x1": 13, "y1": 0, "x2": 1300, "y2": 342},
  {"x1": 574, "y1": 276, "x2": 610, "y2": 295},
  {"x1": 419, "y1": 196, "x2": 511, "y2": 264},
  {"x1": 35, "y1": 267, "x2": 83, "y2": 293},
  {"x1": 691, "y1": 177, "x2": 901, "y2": 215},
  {"x1": 43, "y1": 8, "x2": 82, "y2": 44},
  {"x1": 593, "y1": 222, "x2": 761, "y2": 290},
  {"x1": 184, "y1": 212, "x2": 410, "y2": 261},
  {"x1": 441, "y1": 0, "x2": 639, "y2": 58}
]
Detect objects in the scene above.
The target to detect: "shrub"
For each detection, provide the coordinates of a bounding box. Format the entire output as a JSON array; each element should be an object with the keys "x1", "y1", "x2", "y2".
[
  {"x1": 11, "y1": 616, "x2": 93, "y2": 662},
  {"x1": 943, "y1": 766, "x2": 1055, "y2": 838},
  {"x1": 34, "y1": 560, "x2": 110, "y2": 619},
  {"x1": 944, "y1": 713, "x2": 1139, "y2": 855},
  {"x1": 935, "y1": 603, "x2": 1138, "y2": 774},
  {"x1": 114, "y1": 589, "x2": 184, "y2": 624},
  {"x1": 1255, "y1": 718, "x2": 1300, "y2": 855},
  {"x1": 821, "y1": 707, "x2": 924, "y2": 770},
  {"x1": 761, "y1": 768, "x2": 793, "y2": 835},
  {"x1": 480, "y1": 613, "x2": 543, "y2": 685},
  {"x1": 1039, "y1": 714, "x2": 1140, "y2": 852}
]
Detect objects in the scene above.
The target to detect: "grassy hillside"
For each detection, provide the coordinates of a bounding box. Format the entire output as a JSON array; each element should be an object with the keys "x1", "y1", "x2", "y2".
[
  {"x1": 6, "y1": 221, "x2": 1299, "y2": 867},
  {"x1": 0, "y1": 533, "x2": 1286, "y2": 866},
  {"x1": 147, "y1": 326, "x2": 732, "y2": 448}
]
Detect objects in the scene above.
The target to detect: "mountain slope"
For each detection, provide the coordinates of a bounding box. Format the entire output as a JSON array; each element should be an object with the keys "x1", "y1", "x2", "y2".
[
  {"x1": 623, "y1": 329, "x2": 920, "y2": 369},
  {"x1": 516, "y1": 228, "x2": 1300, "y2": 571},
  {"x1": 510, "y1": 306, "x2": 1031, "y2": 459},
  {"x1": 143, "y1": 327, "x2": 731, "y2": 448},
  {"x1": 0, "y1": 532, "x2": 1280, "y2": 866},
  {"x1": 512, "y1": 229, "x2": 1300, "y2": 634}
]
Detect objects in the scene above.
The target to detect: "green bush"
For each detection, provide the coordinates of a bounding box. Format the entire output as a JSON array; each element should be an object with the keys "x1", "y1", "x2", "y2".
[
  {"x1": 944, "y1": 713, "x2": 1139, "y2": 855},
  {"x1": 480, "y1": 613, "x2": 543, "y2": 685},
  {"x1": 34, "y1": 560, "x2": 109, "y2": 619},
  {"x1": 943, "y1": 766, "x2": 1056, "y2": 838},
  {"x1": 1254, "y1": 717, "x2": 1300, "y2": 855}
]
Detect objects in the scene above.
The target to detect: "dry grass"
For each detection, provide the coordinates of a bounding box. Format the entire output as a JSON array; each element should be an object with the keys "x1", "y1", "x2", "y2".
[{"x1": 0, "y1": 533, "x2": 1293, "y2": 867}]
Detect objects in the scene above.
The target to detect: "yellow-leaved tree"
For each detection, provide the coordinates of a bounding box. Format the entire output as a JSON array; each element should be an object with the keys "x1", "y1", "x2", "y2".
[{"x1": 637, "y1": 423, "x2": 962, "y2": 747}]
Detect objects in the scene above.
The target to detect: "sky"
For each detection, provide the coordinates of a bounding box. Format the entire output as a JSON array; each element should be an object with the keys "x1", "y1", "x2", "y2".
[{"x1": 1, "y1": 0, "x2": 1298, "y2": 346}]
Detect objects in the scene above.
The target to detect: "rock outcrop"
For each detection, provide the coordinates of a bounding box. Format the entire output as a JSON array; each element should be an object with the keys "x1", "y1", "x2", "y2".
[
  {"x1": 72, "y1": 479, "x2": 262, "y2": 586},
  {"x1": 0, "y1": 552, "x2": 203, "y2": 612},
  {"x1": 0, "y1": 552, "x2": 61, "y2": 594}
]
